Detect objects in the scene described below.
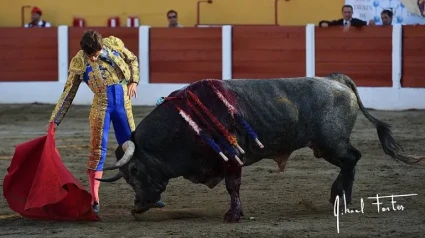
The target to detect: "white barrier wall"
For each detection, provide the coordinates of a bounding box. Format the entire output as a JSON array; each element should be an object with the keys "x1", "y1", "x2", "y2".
[{"x1": 0, "y1": 24, "x2": 424, "y2": 110}]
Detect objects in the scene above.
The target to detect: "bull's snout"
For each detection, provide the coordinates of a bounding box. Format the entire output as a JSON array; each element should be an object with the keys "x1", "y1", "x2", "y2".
[{"x1": 131, "y1": 196, "x2": 165, "y2": 217}]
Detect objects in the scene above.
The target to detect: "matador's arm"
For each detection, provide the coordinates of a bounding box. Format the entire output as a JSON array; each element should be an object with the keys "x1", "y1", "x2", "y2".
[
  {"x1": 104, "y1": 36, "x2": 140, "y2": 85},
  {"x1": 49, "y1": 52, "x2": 85, "y2": 126}
]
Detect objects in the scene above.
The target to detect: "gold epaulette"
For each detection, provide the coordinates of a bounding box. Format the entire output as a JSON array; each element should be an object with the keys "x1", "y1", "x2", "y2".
[
  {"x1": 69, "y1": 51, "x2": 86, "y2": 74},
  {"x1": 103, "y1": 36, "x2": 136, "y2": 61},
  {"x1": 103, "y1": 36, "x2": 124, "y2": 52}
]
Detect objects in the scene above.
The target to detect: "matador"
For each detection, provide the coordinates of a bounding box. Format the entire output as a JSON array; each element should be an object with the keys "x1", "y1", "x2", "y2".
[{"x1": 48, "y1": 30, "x2": 165, "y2": 214}]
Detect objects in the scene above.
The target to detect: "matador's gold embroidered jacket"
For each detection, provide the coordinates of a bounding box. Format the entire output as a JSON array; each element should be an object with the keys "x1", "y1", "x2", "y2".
[{"x1": 49, "y1": 36, "x2": 139, "y2": 125}]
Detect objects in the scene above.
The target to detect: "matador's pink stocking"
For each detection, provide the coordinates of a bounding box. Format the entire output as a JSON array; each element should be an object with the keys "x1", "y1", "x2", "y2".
[{"x1": 89, "y1": 171, "x2": 103, "y2": 205}]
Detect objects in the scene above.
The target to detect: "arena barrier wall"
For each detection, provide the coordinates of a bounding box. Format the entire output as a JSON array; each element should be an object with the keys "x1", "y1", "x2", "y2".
[{"x1": 0, "y1": 24, "x2": 424, "y2": 110}]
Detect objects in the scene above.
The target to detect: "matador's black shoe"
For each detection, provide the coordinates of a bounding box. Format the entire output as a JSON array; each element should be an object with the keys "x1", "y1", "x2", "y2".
[{"x1": 92, "y1": 201, "x2": 100, "y2": 214}]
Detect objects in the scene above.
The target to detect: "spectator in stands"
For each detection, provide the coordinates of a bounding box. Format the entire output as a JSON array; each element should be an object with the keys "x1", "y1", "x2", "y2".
[
  {"x1": 24, "y1": 7, "x2": 51, "y2": 28},
  {"x1": 319, "y1": 5, "x2": 372, "y2": 31},
  {"x1": 381, "y1": 10, "x2": 393, "y2": 26},
  {"x1": 367, "y1": 10, "x2": 393, "y2": 26},
  {"x1": 167, "y1": 10, "x2": 183, "y2": 28}
]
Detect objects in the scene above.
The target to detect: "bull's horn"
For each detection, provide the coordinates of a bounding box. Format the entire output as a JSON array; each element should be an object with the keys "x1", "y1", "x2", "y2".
[
  {"x1": 115, "y1": 140, "x2": 135, "y2": 166},
  {"x1": 95, "y1": 171, "x2": 123, "y2": 182},
  {"x1": 103, "y1": 140, "x2": 135, "y2": 171}
]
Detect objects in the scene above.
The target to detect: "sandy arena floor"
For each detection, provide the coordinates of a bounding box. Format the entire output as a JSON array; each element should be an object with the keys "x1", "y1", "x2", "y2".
[{"x1": 0, "y1": 104, "x2": 424, "y2": 238}]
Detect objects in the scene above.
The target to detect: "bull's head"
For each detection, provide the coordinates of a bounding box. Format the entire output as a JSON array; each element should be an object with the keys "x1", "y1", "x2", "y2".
[{"x1": 95, "y1": 140, "x2": 163, "y2": 215}]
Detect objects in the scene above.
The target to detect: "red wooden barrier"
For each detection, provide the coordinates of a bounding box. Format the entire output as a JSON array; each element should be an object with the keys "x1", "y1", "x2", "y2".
[
  {"x1": 401, "y1": 25, "x2": 425, "y2": 88},
  {"x1": 0, "y1": 28, "x2": 58, "y2": 82},
  {"x1": 0, "y1": 26, "x2": 424, "y2": 87},
  {"x1": 232, "y1": 26, "x2": 306, "y2": 78},
  {"x1": 315, "y1": 26, "x2": 392, "y2": 87},
  {"x1": 149, "y1": 27, "x2": 222, "y2": 83}
]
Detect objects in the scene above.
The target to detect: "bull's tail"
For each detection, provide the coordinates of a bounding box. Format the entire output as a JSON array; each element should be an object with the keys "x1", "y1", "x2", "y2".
[{"x1": 327, "y1": 73, "x2": 425, "y2": 164}]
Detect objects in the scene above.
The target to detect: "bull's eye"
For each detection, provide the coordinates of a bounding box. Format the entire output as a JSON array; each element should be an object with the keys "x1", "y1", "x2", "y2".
[{"x1": 130, "y1": 166, "x2": 138, "y2": 175}]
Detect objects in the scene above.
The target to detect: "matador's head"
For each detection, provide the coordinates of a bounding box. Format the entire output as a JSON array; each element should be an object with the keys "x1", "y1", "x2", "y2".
[{"x1": 80, "y1": 30, "x2": 103, "y2": 62}]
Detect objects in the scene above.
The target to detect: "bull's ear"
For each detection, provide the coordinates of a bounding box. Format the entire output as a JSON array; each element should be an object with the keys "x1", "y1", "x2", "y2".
[{"x1": 115, "y1": 145, "x2": 125, "y2": 162}]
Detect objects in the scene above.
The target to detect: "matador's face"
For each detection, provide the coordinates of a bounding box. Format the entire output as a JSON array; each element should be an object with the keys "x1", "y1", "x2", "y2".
[{"x1": 87, "y1": 50, "x2": 102, "y2": 62}]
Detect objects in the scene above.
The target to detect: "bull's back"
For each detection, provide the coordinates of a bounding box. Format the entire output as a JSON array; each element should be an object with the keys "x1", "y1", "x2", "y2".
[
  {"x1": 221, "y1": 79, "x2": 306, "y2": 152},
  {"x1": 220, "y1": 78, "x2": 358, "y2": 154},
  {"x1": 138, "y1": 77, "x2": 357, "y2": 169}
]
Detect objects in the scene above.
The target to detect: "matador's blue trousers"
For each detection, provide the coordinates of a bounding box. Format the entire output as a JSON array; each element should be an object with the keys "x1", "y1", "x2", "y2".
[{"x1": 87, "y1": 84, "x2": 135, "y2": 171}]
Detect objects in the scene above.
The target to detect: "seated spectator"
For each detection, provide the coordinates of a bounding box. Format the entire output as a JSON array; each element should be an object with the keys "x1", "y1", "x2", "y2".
[
  {"x1": 380, "y1": 10, "x2": 393, "y2": 26},
  {"x1": 369, "y1": 10, "x2": 393, "y2": 26},
  {"x1": 167, "y1": 10, "x2": 183, "y2": 28},
  {"x1": 24, "y1": 7, "x2": 51, "y2": 28},
  {"x1": 319, "y1": 4, "x2": 372, "y2": 30}
]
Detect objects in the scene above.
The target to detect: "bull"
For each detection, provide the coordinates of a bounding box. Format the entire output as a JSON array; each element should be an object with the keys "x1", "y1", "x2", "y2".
[{"x1": 97, "y1": 73, "x2": 424, "y2": 222}]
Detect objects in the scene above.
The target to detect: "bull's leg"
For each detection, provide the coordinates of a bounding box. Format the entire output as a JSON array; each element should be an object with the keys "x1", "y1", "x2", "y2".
[
  {"x1": 328, "y1": 144, "x2": 362, "y2": 205},
  {"x1": 224, "y1": 163, "x2": 244, "y2": 223}
]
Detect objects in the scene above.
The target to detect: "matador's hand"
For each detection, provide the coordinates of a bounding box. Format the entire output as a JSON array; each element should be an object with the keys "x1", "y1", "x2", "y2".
[
  {"x1": 127, "y1": 82, "x2": 137, "y2": 99},
  {"x1": 45, "y1": 123, "x2": 56, "y2": 132}
]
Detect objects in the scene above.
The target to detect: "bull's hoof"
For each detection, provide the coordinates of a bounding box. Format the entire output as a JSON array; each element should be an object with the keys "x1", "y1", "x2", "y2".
[
  {"x1": 223, "y1": 209, "x2": 244, "y2": 223},
  {"x1": 330, "y1": 183, "x2": 346, "y2": 205}
]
